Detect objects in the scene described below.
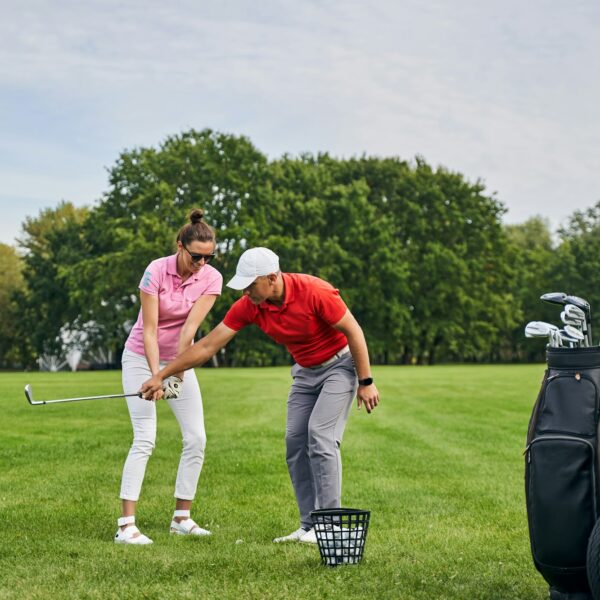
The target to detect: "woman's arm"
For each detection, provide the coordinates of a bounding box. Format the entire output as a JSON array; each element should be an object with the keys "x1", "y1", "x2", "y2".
[{"x1": 141, "y1": 291, "x2": 161, "y2": 376}]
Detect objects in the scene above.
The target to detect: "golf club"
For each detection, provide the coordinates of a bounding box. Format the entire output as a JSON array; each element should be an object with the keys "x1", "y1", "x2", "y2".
[
  {"x1": 560, "y1": 311, "x2": 587, "y2": 346},
  {"x1": 564, "y1": 325, "x2": 585, "y2": 347},
  {"x1": 565, "y1": 295, "x2": 593, "y2": 346},
  {"x1": 540, "y1": 292, "x2": 568, "y2": 306},
  {"x1": 25, "y1": 384, "x2": 142, "y2": 406},
  {"x1": 540, "y1": 292, "x2": 593, "y2": 346},
  {"x1": 558, "y1": 329, "x2": 581, "y2": 348},
  {"x1": 525, "y1": 321, "x2": 559, "y2": 346},
  {"x1": 551, "y1": 329, "x2": 563, "y2": 347},
  {"x1": 560, "y1": 304, "x2": 590, "y2": 347}
]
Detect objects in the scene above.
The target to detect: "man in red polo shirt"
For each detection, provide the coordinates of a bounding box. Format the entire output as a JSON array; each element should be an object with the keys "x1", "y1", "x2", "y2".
[{"x1": 140, "y1": 247, "x2": 380, "y2": 544}]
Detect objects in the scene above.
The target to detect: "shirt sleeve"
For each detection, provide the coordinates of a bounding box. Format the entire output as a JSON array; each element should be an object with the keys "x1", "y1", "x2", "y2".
[
  {"x1": 223, "y1": 296, "x2": 255, "y2": 331},
  {"x1": 138, "y1": 260, "x2": 161, "y2": 296},
  {"x1": 202, "y1": 268, "x2": 223, "y2": 296},
  {"x1": 313, "y1": 284, "x2": 348, "y2": 326}
]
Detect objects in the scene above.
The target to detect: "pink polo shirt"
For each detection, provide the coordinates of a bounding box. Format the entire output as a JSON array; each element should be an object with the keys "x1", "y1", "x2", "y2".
[{"x1": 125, "y1": 254, "x2": 222, "y2": 361}]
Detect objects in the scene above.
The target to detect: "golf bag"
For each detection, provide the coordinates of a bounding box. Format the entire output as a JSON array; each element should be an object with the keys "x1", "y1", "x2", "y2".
[{"x1": 525, "y1": 347, "x2": 600, "y2": 598}]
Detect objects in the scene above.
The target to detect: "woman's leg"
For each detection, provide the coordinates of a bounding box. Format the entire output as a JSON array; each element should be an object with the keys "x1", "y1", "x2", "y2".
[
  {"x1": 167, "y1": 369, "x2": 207, "y2": 517},
  {"x1": 119, "y1": 349, "x2": 157, "y2": 532}
]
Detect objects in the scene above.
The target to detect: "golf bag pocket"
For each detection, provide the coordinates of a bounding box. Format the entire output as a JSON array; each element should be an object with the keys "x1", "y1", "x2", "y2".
[
  {"x1": 536, "y1": 374, "x2": 598, "y2": 437},
  {"x1": 526, "y1": 436, "x2": 597, "y2": 573}
]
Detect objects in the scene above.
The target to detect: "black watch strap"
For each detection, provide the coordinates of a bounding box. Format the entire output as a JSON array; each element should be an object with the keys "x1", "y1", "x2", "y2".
[{"x1": 358, "y1": 377, "x2": 373, "y2": 386}]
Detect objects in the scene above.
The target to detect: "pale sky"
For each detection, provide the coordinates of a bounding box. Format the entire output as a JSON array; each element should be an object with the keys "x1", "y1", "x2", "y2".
[{"x1": 1, "y1": 0, "x2": 599, "y2": 246}]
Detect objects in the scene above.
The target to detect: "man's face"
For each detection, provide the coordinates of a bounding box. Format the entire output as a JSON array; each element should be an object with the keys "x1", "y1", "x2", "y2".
[{"x1": 243, "y1": 275, "x2": 272, "y2": 304}]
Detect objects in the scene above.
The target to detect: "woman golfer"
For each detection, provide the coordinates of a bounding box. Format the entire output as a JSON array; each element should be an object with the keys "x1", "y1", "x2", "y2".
[
  {"x1": 140, "y1": 247, "x2": 380, "y2": 544},
  {"x1": 115, "y1": 209, "x2": 222, "y2": 545}
]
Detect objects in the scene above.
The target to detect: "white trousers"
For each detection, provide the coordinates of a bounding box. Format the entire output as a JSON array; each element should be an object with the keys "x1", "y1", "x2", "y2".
[{"x1": 119, "y1": 348, "x2": 206, "y2": 501}]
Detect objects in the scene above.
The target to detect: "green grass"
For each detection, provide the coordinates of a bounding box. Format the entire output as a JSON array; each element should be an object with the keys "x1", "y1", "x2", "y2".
[{"x1": 0, "y1": 365, "x2": 550, "y2": 599}]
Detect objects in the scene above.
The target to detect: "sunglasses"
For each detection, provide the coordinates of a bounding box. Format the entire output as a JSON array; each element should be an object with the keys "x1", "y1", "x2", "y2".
[{"x1": 183, "y1": 246, "x2": 215, "y2": 263}]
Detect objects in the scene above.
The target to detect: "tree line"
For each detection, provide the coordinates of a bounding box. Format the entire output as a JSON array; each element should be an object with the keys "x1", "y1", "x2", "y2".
[{"x1": 1, "y1": 128, "x2": 599, "y2": 369}]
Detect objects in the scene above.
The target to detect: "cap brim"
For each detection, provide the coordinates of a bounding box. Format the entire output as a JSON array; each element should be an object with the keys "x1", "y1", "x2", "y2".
[{"x1": 226, "y1": 274, "x2": 257, "y2": 290}]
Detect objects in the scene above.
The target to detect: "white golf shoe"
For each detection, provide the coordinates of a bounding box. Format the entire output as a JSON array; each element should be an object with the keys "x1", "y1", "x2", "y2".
[
  {"x1": 114, "y1": 516, "x2": 153, "y2": 545},
  {"x1": 273, "y1": 527, "x2": 312, "y2": 543},
  {"x1": 169, "y1": 510, "x2": 211, "y2": 537},
  {"x1": 299, "y1": 528, "x2": 317, "y2": 544}
]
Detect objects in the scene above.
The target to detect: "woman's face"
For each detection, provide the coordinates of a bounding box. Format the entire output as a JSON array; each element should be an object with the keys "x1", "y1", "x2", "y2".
[{"x1": 178, "y1": 240, "x2": 216, "y2": 274}]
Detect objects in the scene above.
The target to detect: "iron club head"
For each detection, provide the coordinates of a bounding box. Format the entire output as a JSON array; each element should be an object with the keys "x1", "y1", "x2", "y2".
[
  {"x1": 563, "y1": 324, "x2": 585, "y2": 341},
  {"x1": 540, "y1": 292, "x2": 568, "y2": 306},
  {"x1": 525, "y1": 321, "x2": 559, "y2": 338}
]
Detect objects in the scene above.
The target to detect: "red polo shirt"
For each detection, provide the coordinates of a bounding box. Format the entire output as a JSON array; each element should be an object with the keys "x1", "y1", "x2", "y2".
[{"x1": 223, "y1": 273, "x2": 349, "y2": 367}]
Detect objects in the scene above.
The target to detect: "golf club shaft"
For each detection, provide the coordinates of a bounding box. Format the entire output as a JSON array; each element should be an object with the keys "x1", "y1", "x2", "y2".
[
  {"x1": 37, "y1": 393, "x2": 140, "y2": 405},
  {"x1": 25, "y1": 384, "x2": 141, "y2": 405}
]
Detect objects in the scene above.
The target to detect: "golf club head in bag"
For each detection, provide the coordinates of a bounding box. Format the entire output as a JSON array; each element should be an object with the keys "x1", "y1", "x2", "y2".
[
  {"x1": 541, "y1": 292, "x2": 568, "y2": 306},
  {"x1": 541, "y1": 292, "x2": 593, "y2": 346},
  {"x1": 525, "y1": 321, "x2": 560, "y2": 346},
  {"x1": 563, "y1": 325, "x2": 585, "y2": 345},
  {"x1": 566, "y1": 296, "x2": 593, "y2": 346}
]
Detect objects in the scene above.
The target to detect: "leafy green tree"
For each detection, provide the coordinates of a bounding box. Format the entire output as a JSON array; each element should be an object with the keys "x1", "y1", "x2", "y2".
[
  {"x1": 266, "y1": 154, "x2": 410, "y2": 364},
  {"x1": 63, "y1": 129, "x2": 273, "y2": 362},
  {"x1": 504, "y1": 217, "x2": 556, "y2": 361},
  {"x1": 0, "y1": 244, "x2": 27, "y2": 366},
  {"x1": 13, "y1": 129, "x2": 573, "y2": 367},
  {"x1": 14, "y1": 202, "x2": 89, "y2": 364},
  {"x1": 331, "y1": 156, "x2": 518, "y2": 363},
  {"x1": 550, "y1": 202, "x2": 600, "y2": 346}
]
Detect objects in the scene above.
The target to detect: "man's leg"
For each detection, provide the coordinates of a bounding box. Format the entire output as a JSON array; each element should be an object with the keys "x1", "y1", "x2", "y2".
[
  {"x1": 307, "y1": 355, "x2": 357, "y2": 512},
  {"x1": 285, "y1": 366, "x2": 320, "y2": 530}
]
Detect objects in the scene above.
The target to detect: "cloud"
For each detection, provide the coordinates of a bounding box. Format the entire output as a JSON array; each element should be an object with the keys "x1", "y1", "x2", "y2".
[{"x1": 0, "y1": 0, "x2": 598, "y2": 244}]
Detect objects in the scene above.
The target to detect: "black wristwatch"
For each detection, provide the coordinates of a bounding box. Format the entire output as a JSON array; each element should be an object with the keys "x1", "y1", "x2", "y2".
[{"x1": 358, "y1": 377, "x2": 373, "y2": 386}]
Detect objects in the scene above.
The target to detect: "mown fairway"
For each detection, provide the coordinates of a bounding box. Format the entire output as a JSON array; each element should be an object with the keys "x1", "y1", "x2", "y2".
[{"x1": 0, "y1": 365, "x2": 549, "y2": 599}]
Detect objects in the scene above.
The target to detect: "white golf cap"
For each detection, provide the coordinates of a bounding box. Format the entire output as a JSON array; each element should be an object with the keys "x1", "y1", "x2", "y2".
[{"x1": 226, "y1": 247, "x2": 280, "y2": 290}]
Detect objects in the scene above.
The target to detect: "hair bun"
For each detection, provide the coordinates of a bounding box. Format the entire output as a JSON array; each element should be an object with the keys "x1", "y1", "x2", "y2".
[{"x1": 189, "y1": 209, "x2": 204, "y2": 224}]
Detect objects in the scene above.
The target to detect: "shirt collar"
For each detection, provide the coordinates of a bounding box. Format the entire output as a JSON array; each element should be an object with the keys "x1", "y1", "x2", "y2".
[
  {"x1": 282, "y1": 273, "x2": 295, "y2": 304},
  {"x1": 166, "y1": 254, "x2": 179, "y2": 276},
  {"x1": 260, "y1": 273, "x2": 295, "y2": 311},
  {"x1": 166, "y1": 254, "x2": 202, "y2": 284}
]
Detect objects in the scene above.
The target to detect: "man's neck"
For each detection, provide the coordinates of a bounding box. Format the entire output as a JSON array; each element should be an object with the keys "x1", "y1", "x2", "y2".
[{"x1": 267, "y1": 274, "x2": 285, "y2": 306}]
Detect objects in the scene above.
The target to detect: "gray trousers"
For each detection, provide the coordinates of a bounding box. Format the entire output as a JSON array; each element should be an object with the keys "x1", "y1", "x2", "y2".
[{"x1": 286, "y1": 353, "x2": 358, "y2": 529}]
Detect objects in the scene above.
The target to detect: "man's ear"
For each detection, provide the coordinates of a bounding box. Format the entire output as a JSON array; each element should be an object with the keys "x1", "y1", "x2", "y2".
[{"x1": 267, "y1": 273, "x2": 278, "y2": 284}]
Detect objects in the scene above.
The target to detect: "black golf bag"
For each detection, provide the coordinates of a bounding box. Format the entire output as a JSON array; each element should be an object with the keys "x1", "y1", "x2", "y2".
[{"x1": 525, "y1": 347, "x2": 600, "y2": 599}]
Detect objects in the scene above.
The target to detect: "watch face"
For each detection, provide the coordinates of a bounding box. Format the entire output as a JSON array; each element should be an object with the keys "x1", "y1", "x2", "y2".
[{"x1": 359, "y1": 377, "x2": 373, "y2": 386}]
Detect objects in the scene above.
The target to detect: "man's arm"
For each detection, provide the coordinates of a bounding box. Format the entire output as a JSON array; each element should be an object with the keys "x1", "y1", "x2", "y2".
[
  {"x1": 173, "y1": 294, "x2": 219, "y2": 379},
  {"x1": 140, "y1": 322, "x2": 238, "y2": 399},
  {"x1": 334, "y1": 309, "x2": 380, "y2": 413}
]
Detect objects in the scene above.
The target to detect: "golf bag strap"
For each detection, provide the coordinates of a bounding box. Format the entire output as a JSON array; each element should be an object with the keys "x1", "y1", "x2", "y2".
[
  {"x1": 117, "y1": 516, "x2": 136, "y2": 527},
  {"x1": 173, "y1": 510, "x2": 191, "y2": 518}
]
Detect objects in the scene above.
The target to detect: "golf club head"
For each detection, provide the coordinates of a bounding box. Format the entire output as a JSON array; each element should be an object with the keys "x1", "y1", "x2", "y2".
[
  {"x1": 558, "y1": 329, "x2": 580, "y2": 345},
  {"x1": 561, "y1": 313, "x2": 582, "y2": 328},
  {"x1": 565, "y1": 295, "x2": 591, "y2": 313},
  {"x1": 564, "y1": 324, "x2": 585, "y2": 341},
  {"x1": 24, "y1": 384, "x2": 43, "y2": 405},
  {"x1": 525, "y1": 321, "x2": 559, "y2": 338},
  {"x1": 540, "y1": 292, "x2": 568, "y2": 306},
  {"x1": 565, "y1": 304, "x2": 586, "y2": 322}
]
